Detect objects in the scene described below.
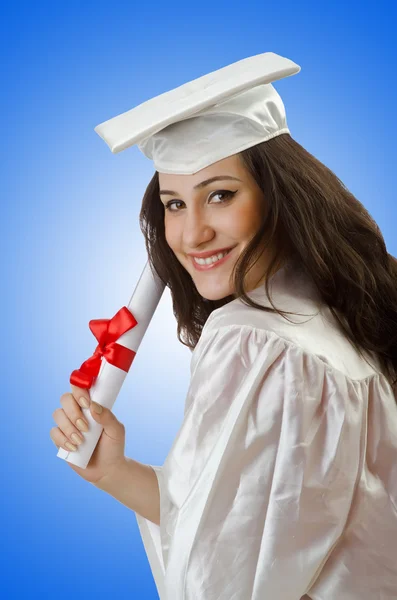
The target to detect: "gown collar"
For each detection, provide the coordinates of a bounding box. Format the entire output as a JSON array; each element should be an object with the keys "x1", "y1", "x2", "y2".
[{"x1": 237, "y1": 258, "x2": 322, "y2": 314}]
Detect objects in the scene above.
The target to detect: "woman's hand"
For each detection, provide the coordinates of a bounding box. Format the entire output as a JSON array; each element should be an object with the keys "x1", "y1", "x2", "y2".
[{"x1": 50, "y1": 384, "x2": 127, "y2": 486}]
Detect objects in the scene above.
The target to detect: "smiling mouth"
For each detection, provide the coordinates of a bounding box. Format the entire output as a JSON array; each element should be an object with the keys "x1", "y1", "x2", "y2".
[{"x1": 190, "y1": 246, "x2": 236, "y2": 270}]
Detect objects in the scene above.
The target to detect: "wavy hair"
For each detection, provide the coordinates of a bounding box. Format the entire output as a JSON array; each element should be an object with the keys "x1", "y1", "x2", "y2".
[{"x1": 139, "y1": 133, "x2": 397, "y2": 390}]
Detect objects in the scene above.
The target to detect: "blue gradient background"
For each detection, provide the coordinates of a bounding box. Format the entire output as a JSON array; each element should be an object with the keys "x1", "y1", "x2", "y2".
[{"x1": 2, "y1": 1, "x2": 396, "y2": 598}]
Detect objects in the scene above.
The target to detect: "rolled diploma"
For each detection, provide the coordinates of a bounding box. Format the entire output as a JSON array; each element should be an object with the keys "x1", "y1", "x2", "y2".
[{"x1": 57, "y1": 260, "x2": 166, "y2": 469}]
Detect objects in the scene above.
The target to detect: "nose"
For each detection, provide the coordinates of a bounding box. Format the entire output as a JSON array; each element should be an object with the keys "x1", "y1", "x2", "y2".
[{"x1": 182, "y1": 206, "x2": 215, "y2": 249}]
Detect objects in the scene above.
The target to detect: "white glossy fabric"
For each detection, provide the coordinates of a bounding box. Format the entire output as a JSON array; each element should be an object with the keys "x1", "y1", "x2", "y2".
[
  {"x1": 94, "y1": 52, "x2": 300, "y2": 174},
  {"x1": 135, "y1": 260, "x2": 397, "y2": 599}
]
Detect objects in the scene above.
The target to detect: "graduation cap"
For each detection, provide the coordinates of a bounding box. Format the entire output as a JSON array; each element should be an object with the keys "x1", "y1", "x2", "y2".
[
  {"x1": 95, "y1": 51, "x2": 300, "y2": 174},
  {"x1": 57, "y1": 52, "x2": 301, "y2": 469}
]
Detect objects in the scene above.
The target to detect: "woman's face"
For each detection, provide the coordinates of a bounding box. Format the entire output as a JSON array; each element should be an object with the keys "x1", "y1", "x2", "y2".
[{"x1": 158, "y1": 154, "x2": 272, "y2": 301}]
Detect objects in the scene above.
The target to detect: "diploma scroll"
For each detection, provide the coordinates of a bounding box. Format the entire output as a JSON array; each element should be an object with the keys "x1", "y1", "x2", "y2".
[{"x1": 57, "y1": 260, "x2": 166, "y2": 469}]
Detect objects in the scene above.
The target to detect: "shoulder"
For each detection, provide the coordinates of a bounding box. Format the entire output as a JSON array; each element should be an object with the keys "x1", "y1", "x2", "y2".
[{"x1": 194, "y1": 297, "x2": 379, "y2": 382}]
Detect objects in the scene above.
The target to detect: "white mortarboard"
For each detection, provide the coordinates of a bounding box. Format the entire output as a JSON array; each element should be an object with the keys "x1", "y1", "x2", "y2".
[
  {"x1": 95, "y1": 51, "x2": 300, "y2": 174},
  {"x1": 57, "y1": 52, "x2": 301, "y2": 470}
]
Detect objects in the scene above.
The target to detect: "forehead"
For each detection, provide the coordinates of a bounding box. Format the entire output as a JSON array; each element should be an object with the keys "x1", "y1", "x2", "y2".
[{"x1": 158, "y1": 154, "x2": 246, "y2": 189}]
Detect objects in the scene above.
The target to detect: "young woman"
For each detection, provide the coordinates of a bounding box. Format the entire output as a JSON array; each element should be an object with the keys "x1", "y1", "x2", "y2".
[{"x1": 50, "y1": 53, "x2": 397, "y2": 598}]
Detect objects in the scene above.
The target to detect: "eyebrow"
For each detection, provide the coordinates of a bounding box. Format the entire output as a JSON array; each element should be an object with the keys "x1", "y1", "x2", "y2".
[{"x1": 159, "y1": 175, "x2": 242, "y2": 197}]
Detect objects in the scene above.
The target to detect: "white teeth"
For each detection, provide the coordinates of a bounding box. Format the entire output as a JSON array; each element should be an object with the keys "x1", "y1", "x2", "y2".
[{"x1": 193, "y1": 249, "x2": 231, "y2": 265}]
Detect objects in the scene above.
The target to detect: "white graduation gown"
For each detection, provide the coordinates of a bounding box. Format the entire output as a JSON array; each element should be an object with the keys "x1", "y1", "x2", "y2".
[{"x1": 135, "y1": 261, "x2": 397, "y2": 599}]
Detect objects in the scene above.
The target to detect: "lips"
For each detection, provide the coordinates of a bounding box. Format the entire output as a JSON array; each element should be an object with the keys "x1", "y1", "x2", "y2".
[{"x1": 190, "y1": 246, "x2": 235, "y2": 271}]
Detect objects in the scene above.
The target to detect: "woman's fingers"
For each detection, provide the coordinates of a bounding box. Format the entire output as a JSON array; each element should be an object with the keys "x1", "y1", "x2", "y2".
[
  {"x1": 52, "y1": 406, "x2": 85, "y2": 449},
  {"x1": 50, "y1": 425, "x2": 80, "y2": 452},
  {"x1": 59, "y1": 392, "x2": 90, "y2": 433},
  {"x1": 50, "y1": 392, "x2": 90, "y2": 452}
]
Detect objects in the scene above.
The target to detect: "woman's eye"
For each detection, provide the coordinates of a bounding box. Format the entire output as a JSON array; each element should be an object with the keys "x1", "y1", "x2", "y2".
[
  {"x1": 164, "y1": 200, "x2": 183, "y2": 211},
  {"x1": 164, "y1": 190, "x2": 236, "y2": 212}
]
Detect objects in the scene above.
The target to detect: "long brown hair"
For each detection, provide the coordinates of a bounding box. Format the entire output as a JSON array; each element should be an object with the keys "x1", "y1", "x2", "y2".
[{"x1": 139, "y1": 133, "x2": 397, "y2": 390}]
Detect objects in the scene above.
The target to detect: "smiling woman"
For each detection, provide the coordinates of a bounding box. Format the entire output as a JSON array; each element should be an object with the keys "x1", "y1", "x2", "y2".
[
  {"x1": 65, "y1": 52, "x2": 397, "y2": 599},
  {"x1": 136, "y1": 132, "x2": 397, "y2": 599}
]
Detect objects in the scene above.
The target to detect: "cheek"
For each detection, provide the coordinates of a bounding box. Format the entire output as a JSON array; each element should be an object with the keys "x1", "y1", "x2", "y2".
[{"x1": 228, "y1": 203, "x2": 262, "y2": 237}]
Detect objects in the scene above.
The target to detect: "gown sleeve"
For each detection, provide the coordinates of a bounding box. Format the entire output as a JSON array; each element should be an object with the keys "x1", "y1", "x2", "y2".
[
  {"x1": 161, "y1": 322, "x2": 365, "y2": 600},
  {"x1": 134, "y1": 465, "x2": 167, "y2": 598}
]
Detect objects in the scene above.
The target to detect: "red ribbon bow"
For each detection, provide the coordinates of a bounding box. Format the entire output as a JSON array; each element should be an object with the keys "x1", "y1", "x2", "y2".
[{"x1": 70, "y1": 306, "x2": 138, "y2": 389}]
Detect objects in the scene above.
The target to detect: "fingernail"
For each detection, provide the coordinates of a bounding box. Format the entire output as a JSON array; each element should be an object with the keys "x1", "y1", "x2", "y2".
[
  {"x1": 91, "y1": 401, "x2": 103, "y2": 414},
  {"x1": 76, "y1": 419, "x2": 88, "y2": 432},
  {"x1": 80, "y1": 397, "x2": 90, "y2": 408},
  {"x1": 71, "y1": 433, "x2": 83, "y2": 445},
  {"x1": 65, "y1": 442, "x2": 77, "y2": 452}
]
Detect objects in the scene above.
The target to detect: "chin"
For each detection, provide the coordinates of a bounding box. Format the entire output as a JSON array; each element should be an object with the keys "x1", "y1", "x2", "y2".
[{"x1": 196, "y1": 284, "x2": 234, "y2": 302}]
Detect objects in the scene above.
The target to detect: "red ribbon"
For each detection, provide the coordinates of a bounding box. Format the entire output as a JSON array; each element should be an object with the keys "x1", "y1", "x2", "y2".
[{"x1": 70, "y1": 306, "x2": 138, "y2": 389}]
